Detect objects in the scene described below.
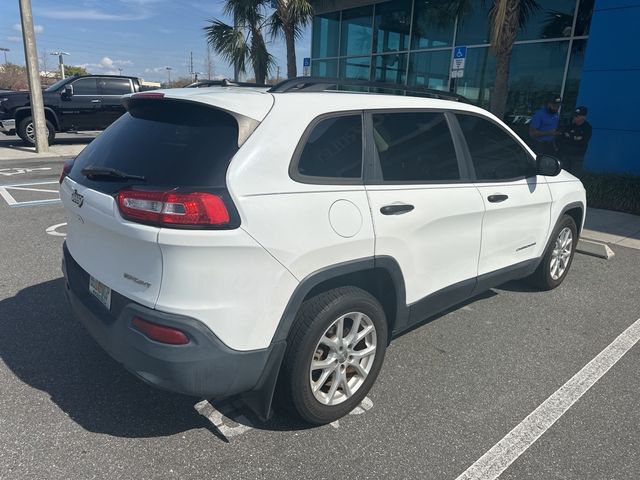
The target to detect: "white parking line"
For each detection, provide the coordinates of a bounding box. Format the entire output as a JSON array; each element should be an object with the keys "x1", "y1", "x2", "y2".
[
  {"x1": 456, "y1": 317, "x2": 640, "y2": 480},
  {"x1": 0, "y1": 180, "x2": 60, "y2": 207}
]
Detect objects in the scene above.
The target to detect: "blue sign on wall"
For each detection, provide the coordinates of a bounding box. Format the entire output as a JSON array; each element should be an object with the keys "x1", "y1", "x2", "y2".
[
  {"x1": 303, "y1": 57, "x2": 311, "y2": 67},
  {"x1": 453, "y1": 47, "x2": 467, "y2": 59}
]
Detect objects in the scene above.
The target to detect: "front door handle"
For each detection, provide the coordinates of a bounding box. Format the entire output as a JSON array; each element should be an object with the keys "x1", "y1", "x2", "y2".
[
  {"x1": 91, "y1": 99, "x2": 102, "y2": 103},
  {"x1": 380, "y1": 204, "x2": 414, "y2": 215},
  {"x1": 487, "y1": 194, "x2": 508, "y2": 203}
]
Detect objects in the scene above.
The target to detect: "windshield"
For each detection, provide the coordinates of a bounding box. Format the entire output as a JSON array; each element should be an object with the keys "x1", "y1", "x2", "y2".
[{"x1": 44, "y1": 77, "x2": 75, "y2": 92}]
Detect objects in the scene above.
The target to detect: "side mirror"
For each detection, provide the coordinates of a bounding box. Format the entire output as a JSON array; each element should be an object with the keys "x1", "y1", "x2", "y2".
[
  {"x1": 536, "y1": 154, "x2": 561, "y2": 177},
  {"x1": 62, "y1": 84, "x2": 73, "y2": 98}
]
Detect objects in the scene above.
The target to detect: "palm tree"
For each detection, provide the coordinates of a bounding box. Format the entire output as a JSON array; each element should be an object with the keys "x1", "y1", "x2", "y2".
[
  {"x1": 269, "y1": 0, "x2": 314, "y2": 78},
  {"x1": 204, "y1": 0, "x2": 274, "y2": 84},
  {"x1": 489, "y1": 0, "x2": 539, "y2": 119}
]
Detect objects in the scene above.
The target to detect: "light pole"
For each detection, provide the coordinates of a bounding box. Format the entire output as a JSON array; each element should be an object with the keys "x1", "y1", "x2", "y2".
[
  {"x1": 165, "y1": 66, "x2": 172, "y2": 86},
  {"x1": 0, "y1": 47, "x2": 9, "y2": 64},
  {"x1": 118, "y1": 67, "x2": 123, "y2": 75},
  {"x1": 50, "y1": 51, "x2": 69, "y2": 78}
]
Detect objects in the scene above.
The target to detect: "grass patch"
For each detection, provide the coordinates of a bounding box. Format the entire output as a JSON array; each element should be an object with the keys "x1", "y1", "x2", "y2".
[{"x1": 580, "y1": 172, "x2": 640, "y2": 216}]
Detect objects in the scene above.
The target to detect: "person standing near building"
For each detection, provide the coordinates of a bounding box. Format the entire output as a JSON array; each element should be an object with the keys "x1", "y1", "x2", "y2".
[
  {"x1": 559, "y1": 106, "x2": 592, "y2": 175},
  {"x1": 529, "y1": 95, "x2": 562, "y2": 155}
]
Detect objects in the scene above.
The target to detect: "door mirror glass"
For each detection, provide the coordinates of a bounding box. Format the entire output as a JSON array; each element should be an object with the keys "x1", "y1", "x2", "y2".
[
  {"x1": 62, "y1": 84, "x2": 73, "y2": 97},
  {"x1": 536, "y1": 154, "x2": 561, "y2": 176}
]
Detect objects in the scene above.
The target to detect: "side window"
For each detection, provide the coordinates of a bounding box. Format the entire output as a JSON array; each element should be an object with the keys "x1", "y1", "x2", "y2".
[
  {"x1": 457, "y1": 114, "x2": 536, "y2": 180},
  {"x1": 297, "y1": 115, "x2": 363, "y2": 179},
  {"x1": 371, "y1": 111, "x2": 460, "y2": 182},
  {"x1": 99, "y1": 78, "x2": 133, "y2": 95},
  {"x1": 71, "y1": 78, "x2": 98, "y2": 95}
]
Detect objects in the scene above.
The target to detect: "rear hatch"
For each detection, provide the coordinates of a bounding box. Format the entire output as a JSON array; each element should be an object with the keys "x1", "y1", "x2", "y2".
[{"x1": 60, "y1": 94, "x2": 264, "y2": 308}]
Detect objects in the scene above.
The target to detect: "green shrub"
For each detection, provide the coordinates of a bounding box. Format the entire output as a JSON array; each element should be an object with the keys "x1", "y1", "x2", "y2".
[{"x1": 580, "y1": 172, "x2": 640, "y2": 216}]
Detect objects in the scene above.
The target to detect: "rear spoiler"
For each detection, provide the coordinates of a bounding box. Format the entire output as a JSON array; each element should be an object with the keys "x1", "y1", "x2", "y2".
[{"x1": 123, "y1": 93, "x2": 260, "y2": 148}]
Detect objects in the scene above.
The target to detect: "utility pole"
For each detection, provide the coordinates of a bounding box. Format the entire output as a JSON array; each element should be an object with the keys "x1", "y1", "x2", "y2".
[
  {"x1": 0, "y1": 47, "x2": 9, "y2": 64},
  {"x1": 189, "y1": 51, "x2": 194, "y2": 80},
  {"x1": 276, "y1": 66, "x2": 280, "y2": 82},
  {"x1": 19, "y1": 0, "x2": 48, "y2": 152},
  {"x1": 165, "y1": 66, "x2": 172, "y2": 86},
  {"x1": 205, "y1": 46, "x2": 213, "y2": 80},
  {"x1": 50, "y1": 51, "x2": 69, "y2": 78}
]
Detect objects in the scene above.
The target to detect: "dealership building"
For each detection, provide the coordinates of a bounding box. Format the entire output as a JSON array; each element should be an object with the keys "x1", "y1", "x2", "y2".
[{"x1": 309, "y1": 0, "x2": 640, "y2": 175}]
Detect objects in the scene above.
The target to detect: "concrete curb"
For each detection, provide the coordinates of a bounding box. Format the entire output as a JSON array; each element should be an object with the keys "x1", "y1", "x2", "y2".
[{"x1": 576, "y1": 239, "x2": 615, "y2": 259}]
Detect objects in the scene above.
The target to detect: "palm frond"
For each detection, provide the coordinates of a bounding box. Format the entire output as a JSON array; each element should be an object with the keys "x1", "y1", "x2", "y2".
[{"x1": 203, "y1": 19, "x2": 249, "y2": 75}]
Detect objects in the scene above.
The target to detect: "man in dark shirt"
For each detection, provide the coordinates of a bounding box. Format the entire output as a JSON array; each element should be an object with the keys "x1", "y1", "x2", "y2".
[
  {"x1": 529, "y1": 95, "x2": 562, "y2": 155},
  {"x1": 559, "y1": 106, "x2": 592, "y2": 175}
]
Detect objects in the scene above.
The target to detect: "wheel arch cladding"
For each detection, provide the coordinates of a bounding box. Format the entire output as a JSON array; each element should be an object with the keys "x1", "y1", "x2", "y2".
[
  {"x1": 563, "y1": 204, "x2": 584, "y2": 235},
  {"x1": 14, "y1": 107, "x2": 59, "y2": 129},
  {"x1": 271, "y1": 256, "x2": 408, "y2": 345}
]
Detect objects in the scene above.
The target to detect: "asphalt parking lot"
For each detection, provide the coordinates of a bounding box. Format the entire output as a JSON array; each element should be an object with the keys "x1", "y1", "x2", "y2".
[{"x1": 0, "y1": 155, "x2": 638, "y2": 480}]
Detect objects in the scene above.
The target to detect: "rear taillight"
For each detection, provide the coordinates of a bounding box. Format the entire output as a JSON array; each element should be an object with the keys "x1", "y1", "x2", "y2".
[
  {"x1": 59, "y1": 158, "x2": 74, "y2": 184},
  {"x1": 132, "y1": 317, "x2": 189, "y2": 345},
  {"x1": 117, "y1": 189, "x2": 230, "y2": 227}
]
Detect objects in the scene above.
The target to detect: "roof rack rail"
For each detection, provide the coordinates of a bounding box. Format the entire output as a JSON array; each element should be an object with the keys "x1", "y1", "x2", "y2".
[
  {"x1": 268, "y1": 77, "x2": 470, "y2": 103},
  {"x1": 186, "y1": 79, "x2": 268, "y2": 88}
]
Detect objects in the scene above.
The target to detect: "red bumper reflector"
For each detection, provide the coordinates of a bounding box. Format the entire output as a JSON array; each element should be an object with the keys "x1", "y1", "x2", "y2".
[{"x1": 132, "y1": 317, "x2": 190, "y2": 345}]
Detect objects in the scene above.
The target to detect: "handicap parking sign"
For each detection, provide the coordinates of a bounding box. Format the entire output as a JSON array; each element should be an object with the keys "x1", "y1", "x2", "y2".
[{"x1": 454, "y1": 47, "x2": 467, "y2": 59}]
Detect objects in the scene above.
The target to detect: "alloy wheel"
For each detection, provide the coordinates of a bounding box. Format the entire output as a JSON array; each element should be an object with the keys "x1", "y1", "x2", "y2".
[
  {"x1": 309, "y1": 311, "x2": 377, "y2": 406},
  {"x1": 550, "y1": 226, "x2": 573, "y2": 280}
]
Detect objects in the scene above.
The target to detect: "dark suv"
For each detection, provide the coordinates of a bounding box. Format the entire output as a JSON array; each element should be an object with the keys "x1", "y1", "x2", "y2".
[{"x1": 0, "y1": 75, "x2": 152, "y2": 145}]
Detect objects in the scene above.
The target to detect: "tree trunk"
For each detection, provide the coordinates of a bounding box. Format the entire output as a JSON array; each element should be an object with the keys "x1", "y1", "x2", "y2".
[
  {"x1": 489, "y1": 0, "x2": 521, "y2": 120},
  {"x1": 285, "y1": 24, "x2": 297, "y2": 78}
]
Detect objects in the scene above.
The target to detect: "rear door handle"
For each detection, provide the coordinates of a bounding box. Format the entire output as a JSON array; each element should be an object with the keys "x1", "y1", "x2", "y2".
[
  {"x1": 487, "y1": 194, "x2": 508, "y2": 203},
  {"x1": 380, "y1": 204, "x2": 414, "y2": 215},
  {"x1": 91, "y1": 99, "x2": 102, "y2": 103}
]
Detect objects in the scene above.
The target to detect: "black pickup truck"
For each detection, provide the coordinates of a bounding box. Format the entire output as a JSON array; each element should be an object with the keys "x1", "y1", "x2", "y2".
[{"x1": 0, "y1": 75, "x2": 154, "y2": 145}]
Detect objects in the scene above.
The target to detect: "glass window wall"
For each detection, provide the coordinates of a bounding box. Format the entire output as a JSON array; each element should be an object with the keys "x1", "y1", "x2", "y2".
[
  {"x1": 411, "y1": 0, "x2": 455, "y2": 49},
  {"x1": 340, "y1": 6, "x2": 373, "y2": 57},
  {"x1": 312, "y1": 12, "x2": 341, "y2": 58},
  {"x1": 340, "y1": 56, "x2": 371, "y2": 80},
  {"x1": 407, "y1": 50, "x2": 451, "y2": 90},
  {"x1": 373, "y1": 0, "x2": 412, "y2": 54},
  {"x1": 372, "y1": 53, "x2": 408, "y2": 84},
  {"x1": 517, "y1": 0, "x2": 577, "y2": 41}
]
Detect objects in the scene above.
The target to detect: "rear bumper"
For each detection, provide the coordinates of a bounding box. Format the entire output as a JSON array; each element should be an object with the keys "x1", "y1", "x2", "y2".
[
  {"x1": 62, "y1": 243, "x2": 276, "y2": 399},
  {"x1": 0, "y1": 118, "x2": 15, "y2": 135}
]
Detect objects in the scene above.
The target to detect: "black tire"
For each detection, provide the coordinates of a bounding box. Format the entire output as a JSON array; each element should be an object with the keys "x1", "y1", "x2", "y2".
[
  {"x1": 277, "y1": 286, "x2": 388, "y2": 425},
  {"x1": 18, "y1": 116, "x2": 55, "y2": 146},
  {"x1": 527, "y1": 214, "x2": 578, "y2": 290}
]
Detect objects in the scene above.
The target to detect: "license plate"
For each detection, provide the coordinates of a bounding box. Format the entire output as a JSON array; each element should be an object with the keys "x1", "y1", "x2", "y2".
[{"x1": 89, "y1": 275, "x2": 111, "y2": 310}]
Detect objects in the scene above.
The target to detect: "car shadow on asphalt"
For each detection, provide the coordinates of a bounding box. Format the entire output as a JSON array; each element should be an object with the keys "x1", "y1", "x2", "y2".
[{"x1": 0, "y1": 278, "x2": 310, "y2": 438}]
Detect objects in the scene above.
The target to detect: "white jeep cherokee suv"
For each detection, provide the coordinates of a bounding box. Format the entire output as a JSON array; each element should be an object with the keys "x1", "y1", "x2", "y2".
[{"x1": 60, "y1": 79, "x2": 586, "y2": 425}]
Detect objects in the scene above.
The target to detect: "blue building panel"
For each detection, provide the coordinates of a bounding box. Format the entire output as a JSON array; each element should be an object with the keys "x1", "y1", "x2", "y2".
[{"x1": 578, "y1": 0, "x2": 640, "y2": 174}]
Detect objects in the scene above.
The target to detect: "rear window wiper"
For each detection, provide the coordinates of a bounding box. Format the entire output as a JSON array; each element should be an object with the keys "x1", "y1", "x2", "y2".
[{"x1": 81, "y1": 166, "x2": 146, "y2": 182}]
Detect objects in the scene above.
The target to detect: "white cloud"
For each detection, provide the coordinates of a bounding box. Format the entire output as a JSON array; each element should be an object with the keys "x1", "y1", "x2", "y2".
[
  {"x1": 7, "y1": 36, "x2": 22, "y2": 43},
  {"x1": 12, "y1": 23, "x2": 44, "y2": 33},
  {"x1": 81, "y1": 57, "x2": 134, "y2": 75}
]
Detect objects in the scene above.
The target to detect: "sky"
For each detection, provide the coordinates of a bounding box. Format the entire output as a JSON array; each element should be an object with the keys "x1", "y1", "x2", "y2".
[{"x1": 0, "y1": 0, "x2": 312, "y2": 82}]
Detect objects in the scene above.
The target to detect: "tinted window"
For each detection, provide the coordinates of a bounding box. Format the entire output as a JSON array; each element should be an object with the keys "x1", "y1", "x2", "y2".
[
  {"x1": 99, "y1": 78, "x2": 132, "y2": 95},
  {"x1": 297, "y1": 115, "x2": 362, "y2": 179},
  {"x1": 72, "y1": 78, "x2": 98, "y2": 95},
  {"x1": 372, "y1": 112, "x2": 459, "y2": 182},
  {"x1": 457, "y1": 114, "x2": 535, "y2": 180},
  {"x1": 69, "y1": 99, "x2": 239, "y2": 194}
]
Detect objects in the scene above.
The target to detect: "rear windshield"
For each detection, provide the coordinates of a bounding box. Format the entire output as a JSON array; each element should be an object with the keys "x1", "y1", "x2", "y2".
[{"x1": 69, "y1": 99, "x2": 239, "y2": 194}]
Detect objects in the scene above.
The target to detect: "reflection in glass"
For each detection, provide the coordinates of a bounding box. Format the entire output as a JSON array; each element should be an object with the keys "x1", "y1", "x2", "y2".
[
  {"x1": 518, "y1": 0, "x2": 577, "y2": 40},
  {"x1": 506, "y1": 41, "x2": 569, "y2": 117},
  {"x1": 373, "y1": 0, "x2": 412, "y2": 53},
  {"x1": 408, "y1": 50, "x2": 451, "y2": 90},
  {"x1": 373, "y1": 54, "x2": 408, "y2": 84},
  {"x1": 411, "y1": 0, "x2": 455, "y2": 49},
  {"x1": 340, "y1": 6, "x2": 373, "y2": 57},
  {"x1": 340, "y1": 56, "x2": 371, "y2": 80},
  {"x1": 453, "y1": 47, "x2": 496, "y2": 109},
  {"x1": 455, "y1": 2, "x2": 491, "y2": 45},
  {"x1": 575, "y1": 0, "x2": 594, "y2": 36},
  {"x1": 562, "y1": 39, "x2": 587, "y2": 120},
  {"x1": 312, "y1": 12, "x2": 340, "y2": 58},
  {"x1": 311, "y1": 59, "x2": 339, "y2": 77}
]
